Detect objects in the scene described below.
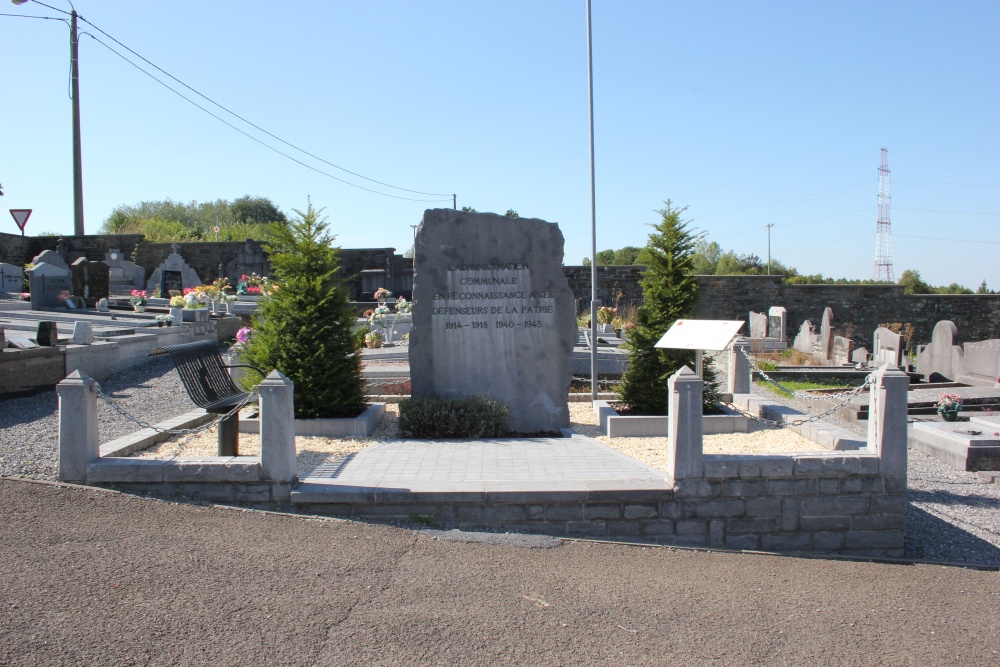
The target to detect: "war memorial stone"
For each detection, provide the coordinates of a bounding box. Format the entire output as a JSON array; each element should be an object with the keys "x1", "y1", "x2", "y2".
[{"x1": 409, "y1": 209, "x2": 578, "y2": 433}]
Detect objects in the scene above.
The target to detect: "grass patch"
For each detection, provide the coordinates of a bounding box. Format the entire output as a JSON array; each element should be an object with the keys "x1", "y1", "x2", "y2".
[{"x1": 755, "y1": 379, "x2": 852, "y2": 399}]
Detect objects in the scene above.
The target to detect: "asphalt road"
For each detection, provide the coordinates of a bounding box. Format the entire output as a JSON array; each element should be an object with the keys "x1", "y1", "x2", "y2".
[{"x1": 2, "y1": 479, "x2": 997, "y2": 667}]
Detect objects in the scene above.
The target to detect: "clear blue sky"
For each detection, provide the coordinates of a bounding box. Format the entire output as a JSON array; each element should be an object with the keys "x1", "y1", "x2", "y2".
[{"x1": 3, "y1": 1, "x2": 998, "y2": 290}]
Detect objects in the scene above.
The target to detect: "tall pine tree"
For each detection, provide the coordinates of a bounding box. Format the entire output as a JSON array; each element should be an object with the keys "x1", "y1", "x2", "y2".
[
  {"x1": 241, "y1": 201, "x2": 366, "y2": 419},
  {"x1": 616, "y1": 201, "x2": 718, "y2": 415}
]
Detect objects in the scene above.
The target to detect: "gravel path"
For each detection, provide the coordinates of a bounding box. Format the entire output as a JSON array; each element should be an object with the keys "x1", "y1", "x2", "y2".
[
  {"x1": 2, "y1": 356, "x2": 998, "y2": 566},
  {"x1": 0, "y1": 357, "x2": 195, "y2": 480}
]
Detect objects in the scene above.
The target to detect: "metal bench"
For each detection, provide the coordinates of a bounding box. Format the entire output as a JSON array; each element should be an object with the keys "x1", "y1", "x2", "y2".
[{"x1": 149, "y1": 340, "x2": 264, "y2": 456}]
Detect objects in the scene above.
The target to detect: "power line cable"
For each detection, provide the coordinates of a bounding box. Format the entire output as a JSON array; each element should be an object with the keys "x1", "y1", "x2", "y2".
[
  {"x1": 83, "y1": 33, "x2": 453, "y2": 204},
  {"x1": 77, "y1": 14, "x2": 452, "y2": 198}
]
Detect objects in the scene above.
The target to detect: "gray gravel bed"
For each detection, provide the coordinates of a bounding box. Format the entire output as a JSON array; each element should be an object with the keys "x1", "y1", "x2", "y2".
[
  {"x1": 746, "y1": 369, "x2": 1000, "y2": 567},
  {"x1": 0, "y1": 357, "x2": 195, "y2": 480}
]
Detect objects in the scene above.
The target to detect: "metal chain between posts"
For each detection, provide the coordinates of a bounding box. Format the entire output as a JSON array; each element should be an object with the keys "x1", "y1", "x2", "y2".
[
  {"x1": 95, "y1": 382, "x2": 258, "y2": 436},
  {"x1": 732, "y1": 347, "x2": 877, "y2": 427}
]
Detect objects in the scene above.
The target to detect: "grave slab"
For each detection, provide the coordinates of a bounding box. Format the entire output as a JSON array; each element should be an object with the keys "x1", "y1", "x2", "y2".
[{"x1": 909, "y1": 421, "x2": 1000, "y2": 471}]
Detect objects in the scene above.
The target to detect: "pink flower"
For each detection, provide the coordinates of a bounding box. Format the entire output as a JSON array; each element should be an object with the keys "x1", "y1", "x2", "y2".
[{"x1": 236, "y1": 327, "x2": 252, "y2": 345}]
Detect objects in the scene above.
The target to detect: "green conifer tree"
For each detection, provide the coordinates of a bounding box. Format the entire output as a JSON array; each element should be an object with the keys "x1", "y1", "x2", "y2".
[
  {"x1": 616, "y1": 201, "x2": 719, "y2": 414},
  {"x1": 241, "y1": 201, "x2": 366, "y2": 419}
]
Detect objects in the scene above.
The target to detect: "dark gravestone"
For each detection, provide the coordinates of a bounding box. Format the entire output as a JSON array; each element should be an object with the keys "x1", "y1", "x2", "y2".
[
  {"x1": 36, "y1": 321, "x2": 59, "y2": 346},
  {"x1": 409, "y1": 209, "x2": 578, "y2": 433},
  {"x1": 160, "y1": 270, "x2": 183, "y2": 296},
  {"x1": 69, "y1": 258, "x2": 108, "y2": 306}
]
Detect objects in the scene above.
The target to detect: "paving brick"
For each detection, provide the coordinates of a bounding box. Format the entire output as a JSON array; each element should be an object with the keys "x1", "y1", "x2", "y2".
[
  {"x1": 606, "y1": 521, "x2": 642, "y2": 537},
  {"x1": 234, "y1": 483, "x2": 272, "y2": 503},
  {"x1": 546, "y1": 504, "x2": 584, "y2": 521},
  {"x1": 726, "y1": 517, "x2": 779, "y2": 534},
  {"x1": 684, "y1": 498, "x2": 745, "y2": 518},
  {"x1": 478, "y1": 505, "x2": 527, "y2": 522},
  {"x1": 724, "y1": 479, "x2": 766, "y2": 497},
  {"x1": 793, "y1": 456, "x2": 859, "y2": 476},
  {"x1": 800, "y1": 496, "x2": 869, "y2": 516},
  {"x1": 851, "y1": 514, "x2": 904, "y2": 531},
  {"x1": 724, "y1": 534, "x2": 759, "y2": 550},
  {"x1": 623, "y1": 504, "x2": 657, "y2": 520},
  {"x1": 817, "y1": 478, "x2": 840, "y2": 495},
  {"x1": 845, "y1": 530, "x2": 904, "y2": 549},
  {"x1": 857, "y1": 457, "x2": 881, "y2": 474},
  {"x1": 884, "y1": 475, "x2": 907, "y2": 494},
  {"x1": 527, "y1": 505, "x2": 545, "y2": 520},
  {"x1": 176, "y1": 483, "x2": 235, "y2": 502},
  {"x1": 812, "y1": 531, "x2": 846, "y2": 550},
  {"x1": 760, "y1": 533, "x2": 811, "y2": 551},
  {"x1": 869, "y1": 495, "x2": 906, "y2": 514},
  {"x1": 709, "y1": 520, "x2": 725, "y2": 547},
  {"x1": 703, "y1": 458, "x2": 739, "y2": 478},
  {"x1": 758, "y1": 458, "x2": 795, "y2": 477},
  {"x1": 641, "y1": 520, "x2": 675, "y2": 536},
  {"x1": 585, "y1": 504, "x2": 622, "y2": 520},
  {"x1": 781, "y1": 501, "x2": 799, "y2": 531},
  {"x1": 800, "y1": 515, "x2": 851, "y2": 531},
  {"x1": 745, "y1": 497, "x2": 782, "y2": 517},
  {"x1": 767, "y1": 479, "x2": 815, "y2": 496},
  {"x1": 840, "y1": 477, "x2": 882, "y2": 494},
  {"x1": 566, "y1": 521, "x2": 607, "y2": 537},
  {"x1": 738, "y1": 458, "x2": 762, "y2": 478},
  {"x1": 675, "y1": 520, "x2": 708, "y2": 540},
  {"x1": 674, "y1": 479, "x2": 722, "y2": 498},
  {"x1": 658, "y1": 501, "x2": 682, "y2": 519}
]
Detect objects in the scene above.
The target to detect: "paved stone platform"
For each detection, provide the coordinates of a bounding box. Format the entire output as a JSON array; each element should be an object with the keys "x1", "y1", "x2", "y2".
[{"x1": 293, "y1": 435, "x2": 670, "y2": 504}]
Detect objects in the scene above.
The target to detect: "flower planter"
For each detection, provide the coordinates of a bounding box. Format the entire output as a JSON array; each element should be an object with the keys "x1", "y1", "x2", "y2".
[
  {"x1": 133, "y1": 305, "x2": 146, "y2": 313},
  {"x1": 939, "y1": 407, "x2": 960, "y2": 422},
  {"x1": 182, "y1": 308, "x2": 210, "y2": 323},
  {"x1": 366, "y1": 339, "x2": 383, "y2": 349}
]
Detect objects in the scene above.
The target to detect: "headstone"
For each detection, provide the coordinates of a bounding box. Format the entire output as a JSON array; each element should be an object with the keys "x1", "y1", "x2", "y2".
[
  {"x1": 768, "y1": 306, "x2": 786, "y2": 342},
  {"x1": 36, "y1": 321, "x2": 59, "y2": 346},
  {"x1": 70, "y1": 257, "x2": 92, "y2": 302},
  {"x1": 72, "y1": 321, "x2": 94, "y2": 345},
  {"x1": 31, "y1": 249, "x2": 69, "y2": 271},
  {"x1": 748, "y1": 311, "x2": 768, "y2": 339},
  {"x1": 851, "y1": 347, "x2": 870, "y2": 364},
  {"x1": 146, "y1": 243, "x2": 202, "y2": 294},
  {"x1": 0, "y1": 262, "x2": 24, "y2": 293},
  {"x1": 831, "y1": 335, "x2": 853, "y2": 366},
  {"x1": 160, "y1": 270, "x2": 184, "y2": 296},
  {"x1": 793, "y1": 320, "x2": 816, "y2": 355},
  {"x1": 819, "y1": 307, "x2": 834, "y2": 361},
  {"x1": 27, "y1": 263, "x2": 72, "y2": 309},
  {"x1": 87, "y1": 261, "x2": 110, "y2": 305},
  {"x1": 226, "y1": 240, "x2": 270, "y2": 284},
  {"x1": 96, "y1": 298, "x2": 109, "y2": 313},
  {"x1": 409, "y1": 209, "x2": 577, "y2": 433},
  {"x1": 873, "y1": 327, "x2": 903, "y2": 367},
  {"x1": 7, "y1": 337, "x2": 39, "y2": 350},
  {"x1": 104, "y1": 249, "x2": 146, "y2": 288},
  {"x1": 963, "y1": 339, "x2": 1000, "y2": 382},
  {"x1": 916, "y1": 320, "x2": 964, "y2": 382},
  {"x1": 0, "y1": 325, "x2": 5, "y2": 349}
]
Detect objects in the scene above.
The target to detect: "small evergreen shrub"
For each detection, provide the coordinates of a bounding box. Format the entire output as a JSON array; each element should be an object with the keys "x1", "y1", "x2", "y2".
[{"x1": 398, "y1": 396, "x2": 510, "y2": 439}]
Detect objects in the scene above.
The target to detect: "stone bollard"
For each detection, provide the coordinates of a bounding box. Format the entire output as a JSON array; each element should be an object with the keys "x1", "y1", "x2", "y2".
[
  {"x1": 667, "y1": 365, "x2": 704, "y2": 480},
  {"x1": 56, "y1": 371, "x2": 100, "y2": 483},
  {"x1": 258, "y1": 370, "x2": 297, "y2": 499},
  {"x1": 867, "y1": 363, "x2": 909, "y2": 476},
  {"x1": 727, "y1": 338, "x2": 751, "y2": 395}
]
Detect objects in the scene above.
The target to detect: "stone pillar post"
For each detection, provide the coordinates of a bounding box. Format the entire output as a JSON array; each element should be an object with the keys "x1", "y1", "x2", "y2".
[
  {"x1": 56, "y1": 371, "x2": 99, "y2": 483},
  {"x1": 259, "y1": 370, "x2": 297, "y2": 497},
  {"x1": 728, "y1": 338, "x2": 751, "y2": 395},
  {"x1": 667, "y1": 365, "x2": 704, "y2": 480},
  {"x1": 867, "y1": 363, "x2": 909, "y2": 476}
]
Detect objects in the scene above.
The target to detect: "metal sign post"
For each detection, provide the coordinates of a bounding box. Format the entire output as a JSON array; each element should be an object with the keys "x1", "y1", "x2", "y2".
[{"x1": 9, "y1": 209, "x2": 32, "y2": 236}]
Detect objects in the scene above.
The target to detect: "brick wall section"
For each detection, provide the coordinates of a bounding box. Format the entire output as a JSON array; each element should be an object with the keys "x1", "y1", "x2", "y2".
[
  {"x1": 0, "y1": 232, "x2": 31, "y2": 266},
  {"x1": 290, "y1": 453, "x2": 903, "y2": 557},
  {"x1": 134, "y1": 240, "x2": 262, "y2": 285},
  {"x1": 24, "y1": 234, "x2": 145, "y2": 264}
]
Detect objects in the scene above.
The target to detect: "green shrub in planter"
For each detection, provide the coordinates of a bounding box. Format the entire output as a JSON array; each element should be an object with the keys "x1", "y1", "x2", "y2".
[{"x1": 398, "y1": 396, "x2": 510, "y2": 439}]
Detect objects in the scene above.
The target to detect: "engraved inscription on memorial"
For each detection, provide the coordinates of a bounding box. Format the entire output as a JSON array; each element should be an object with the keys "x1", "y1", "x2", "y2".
[{"x1": 431, "y1": 263, "x2": 556, "y2": 336}]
